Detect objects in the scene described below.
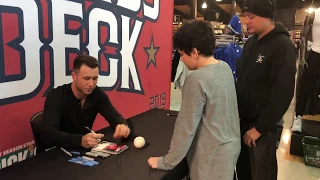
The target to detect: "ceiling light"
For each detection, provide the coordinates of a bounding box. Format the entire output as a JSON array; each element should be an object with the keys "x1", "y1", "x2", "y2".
[
  {"x1": 305, "y1": 7, "x2": 315, "y2": 13},
  {"x1": 202, "y1": 2, "x2": 207, "y2": 9}
]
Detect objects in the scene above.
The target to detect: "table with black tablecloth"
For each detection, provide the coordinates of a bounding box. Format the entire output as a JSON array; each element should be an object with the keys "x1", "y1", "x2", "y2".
[{"x1": 0, "y1": 109, "x2": 189, "y2": 180}]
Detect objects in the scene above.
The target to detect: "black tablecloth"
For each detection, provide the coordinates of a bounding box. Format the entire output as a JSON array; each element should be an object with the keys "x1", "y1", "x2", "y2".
[{"x1": 0, "y1": 109, "x2": 188, "y2": 180}]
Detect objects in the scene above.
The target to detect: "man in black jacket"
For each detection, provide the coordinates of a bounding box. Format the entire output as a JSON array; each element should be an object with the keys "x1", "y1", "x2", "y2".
[
  {"x1": 235, "y1": 0, "x2": 296, "y2": 180},
  {"x1": 41, "y1": 55, "x2": 131, "y2": 149}
]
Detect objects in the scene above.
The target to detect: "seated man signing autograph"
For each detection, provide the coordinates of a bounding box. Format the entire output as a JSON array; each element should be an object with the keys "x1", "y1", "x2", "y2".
[{"x1": 41, "y1": 55, "x2": 130, "y2": 148}]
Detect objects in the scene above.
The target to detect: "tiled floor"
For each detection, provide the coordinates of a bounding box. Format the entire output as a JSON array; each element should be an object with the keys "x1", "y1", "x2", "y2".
[{"x1": 169, "y1": 83, "x2": 320, "y2": 180}]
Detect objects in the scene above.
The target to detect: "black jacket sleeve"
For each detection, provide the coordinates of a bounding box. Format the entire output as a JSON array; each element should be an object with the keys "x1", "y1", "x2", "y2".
[
  {"x1": 171, "y1": 51, "x2": 180, "y2": 82},
  {"x1": 255, "y1": 44, "x2": 297, "y2": 134},
  {"x1": 95, "y1": 87, "x2": 127, "y2": 130},
  {"x1": 41, "y1": 90, "x2": 83, "y2": 148}
]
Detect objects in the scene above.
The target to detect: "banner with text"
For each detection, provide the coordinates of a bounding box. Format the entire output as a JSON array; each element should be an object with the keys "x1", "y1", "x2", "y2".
[{"x1": 0, "y1": 0, "x2": 173, "y2": 169}]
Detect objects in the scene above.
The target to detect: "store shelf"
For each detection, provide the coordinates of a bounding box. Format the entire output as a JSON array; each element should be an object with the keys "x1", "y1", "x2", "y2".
[{"x1": 292, "y1": 30, "x2": 302, "y2": 43}]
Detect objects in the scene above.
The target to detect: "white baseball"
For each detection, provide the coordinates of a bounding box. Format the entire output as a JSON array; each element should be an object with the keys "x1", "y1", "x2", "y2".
[{"x1": 134, "y1": 136, "x2": 145, "y2": 148}]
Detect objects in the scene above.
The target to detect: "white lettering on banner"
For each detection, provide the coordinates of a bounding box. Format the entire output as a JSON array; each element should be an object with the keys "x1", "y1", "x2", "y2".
[
  {"x1": 23, "y1": 140, "x2": 34, "y2": 148},
  {"x1": 120, "y1": 15, "x2": 142, "y2": 91},
  {"x1": 1, "y1": 141, "x2": 34, "y2": 156},
  {"x1": 3, "y1": 145, "x2": 23, "y2": 156},
  {"x1": 1, "y1": 150, "x2": 28, "y2": 169},
  {"x1": 144, "y1": 0, "x2": 160, "y2": 20},
  {"x1": 1, "y1": 159, "x2": 6, "y2": 169},
  {"x1": 88, "y1": 8, "x2": 119, "y2": 87},
  {"x1": 117, "y1": 0, "x2": 141, "y2": 12},
  {"x1": 0, "y1": 0, "x2": 159, "y2": 104},
  {"x1": 101, "y1": 0, "x2": 160, "y2": 20},
  {"x1": 7, "y1": 155, "x2": 17, "y2": 167},
  {"x1": 51, "y1": 0, "x2": 82, "y2": 88},
  {"x1": 18, "y1": 150, "x2": 28, "y2": 163},
  {"x1": 102, "y1": 0, "x2": 141, "y2": 12},
  {"x1": 0, "y1": 0, "x2": 41, "y2": 100}
]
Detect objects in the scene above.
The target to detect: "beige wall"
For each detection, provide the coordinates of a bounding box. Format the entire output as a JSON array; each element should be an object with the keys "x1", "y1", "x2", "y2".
[{"x1": 295, "y1": 9, "x2": 308, "y2": 25}]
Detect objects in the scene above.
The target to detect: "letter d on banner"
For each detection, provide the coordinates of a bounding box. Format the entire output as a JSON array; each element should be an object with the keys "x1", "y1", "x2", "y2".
[{"x1": 0, "y1": 0, "x2": 42, "y2": 103}]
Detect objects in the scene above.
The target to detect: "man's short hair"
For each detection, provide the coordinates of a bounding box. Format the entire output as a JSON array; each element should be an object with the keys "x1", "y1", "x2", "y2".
[
  {"x1": 173, "y1": 20, "x2": 215, "y2": 57},
  {"x1": 73, "y1": 55, "x2": 98, "y2": 71}
]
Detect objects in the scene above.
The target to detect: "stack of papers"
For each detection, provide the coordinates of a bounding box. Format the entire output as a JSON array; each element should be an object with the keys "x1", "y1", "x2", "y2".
[{"x1": 91, "y1": 141, "x2": 129, "y2": 155}]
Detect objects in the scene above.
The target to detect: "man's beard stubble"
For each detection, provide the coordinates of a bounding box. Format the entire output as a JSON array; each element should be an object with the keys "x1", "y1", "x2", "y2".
[{"x1": 75, "y1": 82, "x2": 88, "y2": 95}]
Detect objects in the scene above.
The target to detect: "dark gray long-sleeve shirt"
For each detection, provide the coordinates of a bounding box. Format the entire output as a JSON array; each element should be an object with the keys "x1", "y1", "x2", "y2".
[{"x1": 157, "y1": 61, "x2": 241, "y2": 180}]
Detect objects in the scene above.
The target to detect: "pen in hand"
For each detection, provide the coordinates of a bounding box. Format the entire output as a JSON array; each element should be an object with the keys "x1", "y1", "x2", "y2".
[
  {"x1": 84, "y1": 126, "x2": 102, "y2": 143},
  {"x1": 84, "y1": 126, "x2": 96, "y2": 134}
]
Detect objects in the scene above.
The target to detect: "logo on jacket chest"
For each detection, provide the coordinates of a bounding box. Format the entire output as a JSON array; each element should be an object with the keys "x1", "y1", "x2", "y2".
[{"x1": 256, "y1": 54, "x2": 265, "y2": 63}]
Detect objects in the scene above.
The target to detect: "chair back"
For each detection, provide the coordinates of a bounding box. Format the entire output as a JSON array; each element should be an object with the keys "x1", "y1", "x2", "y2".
[{"x1": 30, "y1": 112, "x2": 45, "y2": 154}]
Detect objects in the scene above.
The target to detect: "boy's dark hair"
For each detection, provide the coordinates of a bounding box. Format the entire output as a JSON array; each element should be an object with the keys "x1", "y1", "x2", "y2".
[
  {"x1": 173, "y1": 20, "x2": 215, "y2": 57},
  {"x1": 73, "y1": 55, "x2": 98, "y2": 71}
]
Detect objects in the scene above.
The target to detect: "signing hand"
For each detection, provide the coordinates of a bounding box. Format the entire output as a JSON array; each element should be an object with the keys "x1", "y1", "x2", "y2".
[
  {"x1": 148, "y1": 157, "x2": 159, "y2": 169},
  {"x1": 243, "y1": 127, "x2": 261, "y2": 147},
  {"x1": 113, "y1": 124, "x2": 130, "y2": 138},
  {"x1": 81, "y1": 133, "x2": 104, "y2": 148}
]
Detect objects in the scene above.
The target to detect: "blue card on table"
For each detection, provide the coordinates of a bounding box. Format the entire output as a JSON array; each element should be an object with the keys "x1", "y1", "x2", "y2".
[{"x1": 68, "y1": 157, "x2": 100, "y2": 167}]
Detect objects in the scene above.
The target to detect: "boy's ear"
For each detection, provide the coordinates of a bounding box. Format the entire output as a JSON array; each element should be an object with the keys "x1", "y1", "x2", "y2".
[{"x1": 191, "y1": 48, "x2": 199, "y2": 57}]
